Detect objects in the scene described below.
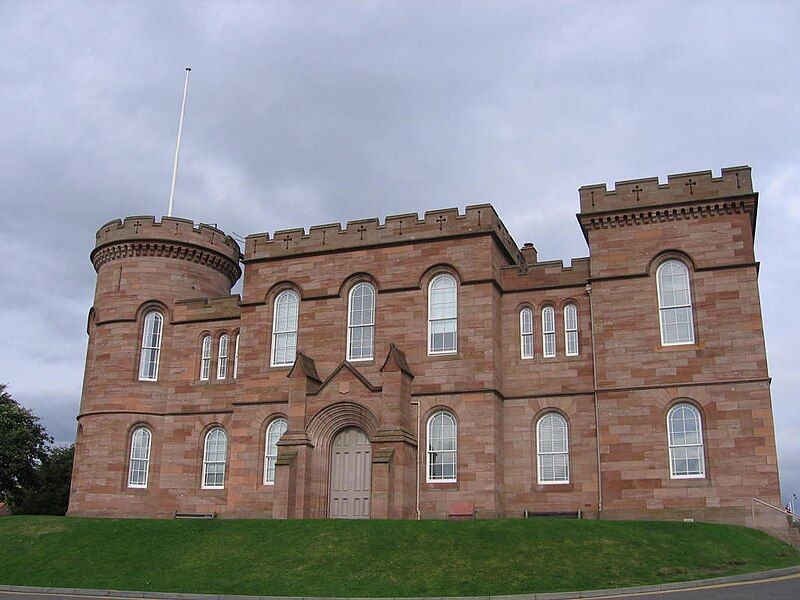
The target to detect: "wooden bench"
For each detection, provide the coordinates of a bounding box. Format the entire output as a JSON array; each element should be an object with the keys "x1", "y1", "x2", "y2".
[
  {"x1": 523, "y1": 510, "x2": 581, "y2": 519},
  {"x1": 174, "y1": 512, "x2": 216, "y2": 519},
  {"x1": 449, "y1": 503, "x2": 476, "y2": 519}
]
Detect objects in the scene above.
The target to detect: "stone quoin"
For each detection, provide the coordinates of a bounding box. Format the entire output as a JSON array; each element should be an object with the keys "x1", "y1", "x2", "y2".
[{"x1": 68, "y1": 166, "x2": 786, "y2": 536}]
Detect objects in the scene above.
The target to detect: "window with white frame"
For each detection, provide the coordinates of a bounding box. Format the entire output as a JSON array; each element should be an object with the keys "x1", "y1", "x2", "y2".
[
  {"x1": 667, "y1": 403, "x2": 705, "y2": 479},
  {"x1": 520, "y1": 307, "x2": 534, "y2": 359},
  {"x1": 199, "y1": 335, "x2": 212, "y2": 380},
  {"x1": 347, "y1": 282, "x2": 375, "y2": 361},
  {"x1": 202, "y1": 427, "x2": 227, "y2": 489},
  {"x1": 427, "y1": 410, "x2": 457, "y2": 482},
  {"x1": 564, "y1": 303, "x2": 579, "y2": 356},
  {"x1": 263, "y1": 417, "x2": 288, "y2": 485},
  {"x1": 217, "y1": 334, "x2": 229, "y2": 380},
  {"x1": 127, "y1": 427, "x2": 152, "y2": 488},
  {"x1": 537, "y1": 412, "x2": 569, "y2": 484},
  {"x1": 657, "y1": 260, "x2": 695, "y2": 346},
  {"x1": 138, "y1": 311, "x2": 163, "y2": 381},
  {"x1": 428, "y1": 274, "x2": 457, "y2": 355},
  {"x1": 271, "y1": 290, "x2": 299, "y2": 367},
  {"x1": 542, "y1": 306, "x2": 556, "y2": 358},
  {"x1": 232, "y1": 334, "x2": 240, "y2": 379}
]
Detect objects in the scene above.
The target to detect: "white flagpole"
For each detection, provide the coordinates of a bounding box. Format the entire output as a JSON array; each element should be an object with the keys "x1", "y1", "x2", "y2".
[{"x1": 167, "y1": 67, "x2": 191, "y2": 217}]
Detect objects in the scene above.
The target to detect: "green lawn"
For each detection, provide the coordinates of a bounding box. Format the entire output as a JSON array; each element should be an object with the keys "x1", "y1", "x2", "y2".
[{"x1": 0, "y1": 516, "x2": 798, "y2": 597}]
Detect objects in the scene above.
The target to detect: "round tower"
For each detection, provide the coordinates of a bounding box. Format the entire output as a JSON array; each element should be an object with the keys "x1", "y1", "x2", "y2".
[{"x1": 80, "y1": 216, "x2": 241, "y2": 414}]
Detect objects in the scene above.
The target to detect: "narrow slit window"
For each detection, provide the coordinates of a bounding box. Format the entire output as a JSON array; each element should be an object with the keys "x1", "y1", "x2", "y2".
[
  {"x1": 271, "y1": 290, "x2": 299, "y2": 367},
  {"x1": 428, "y1": 274, "x2": 457, "y2": 355},
  {"x1": 667, "y1": 403, "x2": 705, "y2": 479},
  {"x1": 217, "y1": 334, "x2": 229, "y2": 380},
  {"x1": 127, "y1": 427, "x2": 152, "y2": 488},
  {"x1": 537, "y1": 413, "x2": 569, "y2": 484},
  {"x1": 520, "y1": 308, "x2": 534, "y2": 359},
  {"x1": 263, "y1": 417, "x2": 288, "y2": 485},
  {"x1": 202, "y1": 428, "x2": 227, "y2": 489},
  {"x1": 232, "y1": 334, "x2": 240, "y2": 379},
  {"x1": 138, "y1": 311, "x2": 163, "y2": 381},
  {"x1": 564, "y1": 303, "x2": 579, "y2": 356},
  {"x1": 200, "y1": 335, "x2": 212, "y2": 381},
  {"x1": 347, "y1": 283, "x2": 375, "y2": 361},
  {"x1": 542, "y1": 306, "x2": 556, "y2": 358},
  {"x1": 657, "y1": 260, "x2": 695, "y2": 346}
]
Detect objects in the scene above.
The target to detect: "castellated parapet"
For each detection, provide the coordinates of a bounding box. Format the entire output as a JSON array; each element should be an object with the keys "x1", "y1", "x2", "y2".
[
  {"x1": 92, "y1": 215, "x2": 242, "y2": 284},
  {"x1": 244, "y1": 203, "x2": 524, "y2": 265}
]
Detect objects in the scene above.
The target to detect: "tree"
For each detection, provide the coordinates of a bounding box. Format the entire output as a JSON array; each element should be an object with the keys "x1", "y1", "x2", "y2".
[
  {"x1": 0, "y1": 383, "x2": 53, "y2": 508},
  {"x1": 12, "y1": 445, "x2": 74, "y2": 515}
]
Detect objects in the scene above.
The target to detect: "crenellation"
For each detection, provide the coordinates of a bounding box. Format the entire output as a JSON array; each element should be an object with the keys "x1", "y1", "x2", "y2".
[
  {"x1": 244, "y1": 204, "x2": 524, "y2": 264},
  {"x1": 579, "y1": 166, "x2": 753, "y2": 215}
]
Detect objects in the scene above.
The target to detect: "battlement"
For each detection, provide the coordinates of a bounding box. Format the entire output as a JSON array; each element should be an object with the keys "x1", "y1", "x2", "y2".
[
  {"x1": 173, "y1": 295, "x2": 241, "y2": 324},
  {"x1": 244, "y1": 204, "x2": 524, "y2": 264},
  {"x1": 95, "y1": 215, "x2": 241, "y2": 261},
  {"x1": 578, "y1": 166, "x2": 754, "y2": 215},
  {"x1": 92, "y1": 216, "x2": 242, "y2": 283}
]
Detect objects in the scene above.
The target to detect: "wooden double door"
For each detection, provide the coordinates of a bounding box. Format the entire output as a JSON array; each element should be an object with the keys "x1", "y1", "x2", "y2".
[{"x1": 328, "y1": 427, "x2": 371, "y2": 519}]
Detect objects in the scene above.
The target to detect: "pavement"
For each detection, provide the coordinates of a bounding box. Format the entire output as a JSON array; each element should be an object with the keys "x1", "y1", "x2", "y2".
[{"x1": 0, "y1": 569, "x2": 799, "y2": 600}]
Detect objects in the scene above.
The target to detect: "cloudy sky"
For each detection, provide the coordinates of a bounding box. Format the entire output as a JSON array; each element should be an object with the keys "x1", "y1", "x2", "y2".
[{"x1": 1, "y1": 1, "x2": 798, "y2": 504}]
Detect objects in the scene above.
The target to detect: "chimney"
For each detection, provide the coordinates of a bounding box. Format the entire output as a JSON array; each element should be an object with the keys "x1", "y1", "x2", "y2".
[{"x1": 521, "y1": 242, "x2": 537, "y2": 265}]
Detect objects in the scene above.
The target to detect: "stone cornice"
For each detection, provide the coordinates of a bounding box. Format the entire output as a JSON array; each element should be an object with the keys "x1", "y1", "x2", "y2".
[
  {"x1": 578, "y1": 196, "x2": 756, "y2": 240},
  {"x1": 91, "y1": 240, "x2": 242, "y2": 284}
]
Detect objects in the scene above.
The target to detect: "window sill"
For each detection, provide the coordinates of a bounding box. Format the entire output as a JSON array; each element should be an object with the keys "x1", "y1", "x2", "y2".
[
  {"x1": 427, "y1": 352, "x2": 459, "y2": 360},
  {"x1": 425, "y1": 481, "x2": 458, "y2": 490},
  {"x1": 656, "y1": 342, "x2": 703, "y2": 352},
  {"x1": 534, "y1": 482, "x2": 573, "y2": 492}
]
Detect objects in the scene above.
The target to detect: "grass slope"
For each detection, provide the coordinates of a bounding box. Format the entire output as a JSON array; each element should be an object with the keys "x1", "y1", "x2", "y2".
[{"x1": 0, "y1": 516, "x2": 798, "y2": 597}]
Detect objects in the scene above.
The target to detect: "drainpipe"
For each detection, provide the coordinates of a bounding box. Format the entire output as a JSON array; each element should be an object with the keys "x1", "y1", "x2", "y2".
[
  {"x1": 411, "y1": 401, "x2": 421, "y2": 520},
  {"x1": 586, "y1": 283, "x2": 603, "y2": 514}
]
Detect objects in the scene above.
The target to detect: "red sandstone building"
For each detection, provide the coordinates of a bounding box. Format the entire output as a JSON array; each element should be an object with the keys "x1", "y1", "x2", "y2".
[{"x1": 68, "y1": 166, "x2": 785, "y2": 530}]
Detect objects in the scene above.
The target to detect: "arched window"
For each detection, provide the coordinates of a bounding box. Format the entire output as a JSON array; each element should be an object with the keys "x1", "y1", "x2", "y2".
[
  {"x1": 217, "y1": 334, "x2": 229, "y2": 380},
  {"x1": 202, "y1": 427, "x2": 227, "y2": 489},
  {"x1": 232, "y1": 334, "x2": 240, "y2": 379},
  {"x1": 564, "y1": 303, "x2": 579, "y2": 356},
  {"x1": 428, "y1": 274, "x2": 457, "y2": 355},
  {"x1": 263, "y1": 417, "x2": 288, "y2": 485},
  {"x1": 127, "y1": 427, "x2": 152, "y2": 488},
  {"x1": 427, "y1": 410, "x2": 457, "y2": 482},
  {"x1": 138, "y1": 311, "x2": 163, "y2": 381},
  {"x1": 271, "y1": 290, "x2": 299, "y2": 367},
  {"x1": 199, "y1": 335, "x2": 212, "y2": 380},
  {"x1": 537, "y1": 413, "x2": 569, "y2": 484},
  {"x1": 542, "y1": 306, "x2": 556, "y2": 358},
  {"x1": 657, "y1": 260, "x2": 695, "y2": 345},
  {"x1": 667, "y1": 403, "x2": 705, "y2": 479},
  {"x1": 347, "y1": 283, "x2": 375, "y2": 361},
  {"x1": 520, "y1": 307, "x2": 534, "y2": 359}
]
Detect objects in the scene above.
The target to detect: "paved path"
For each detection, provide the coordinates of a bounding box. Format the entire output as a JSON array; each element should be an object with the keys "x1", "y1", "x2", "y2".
[{"x1": 0, "y1": 572, "x2": 798, "y2": 600}]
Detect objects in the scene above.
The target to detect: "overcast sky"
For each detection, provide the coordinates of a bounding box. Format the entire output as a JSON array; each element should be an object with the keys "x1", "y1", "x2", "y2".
[{"x1": 1, "y1": 1, "x2": 798, "y2": 505}]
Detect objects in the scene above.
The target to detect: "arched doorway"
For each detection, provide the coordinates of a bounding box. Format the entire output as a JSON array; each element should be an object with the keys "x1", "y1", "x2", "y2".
[{"x1": 328, "y1": 427, "x2": 371, "y2": 519}]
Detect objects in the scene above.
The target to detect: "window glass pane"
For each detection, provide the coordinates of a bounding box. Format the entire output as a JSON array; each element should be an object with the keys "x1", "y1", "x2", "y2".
[
  {"x1": 427, "y1": 411, "x2": 457, "y2": 480},
  {"x1": 264, "y1": 418, "x2": 287, "y2": 484}
]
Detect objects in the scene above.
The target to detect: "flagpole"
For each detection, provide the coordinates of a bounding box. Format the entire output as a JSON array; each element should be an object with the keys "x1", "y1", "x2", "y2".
[{"x1": 167, "y1": 67, "x2": 191, "y2": 218}]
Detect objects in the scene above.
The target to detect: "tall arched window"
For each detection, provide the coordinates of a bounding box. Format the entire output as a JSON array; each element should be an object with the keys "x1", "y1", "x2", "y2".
[
  {"x1": 127, "y1": 427, "x2": 152, "y2": 488},
  {"x1": 138, "y1": 311, "x2": 163, "y2": 381},
  {"x1": 542, "y1": 306, "x2": 556, "y2": 358},
  {"x1": 520, "y1": 307, "x2": 534, "y2": 359},
  {"x1": 427, "y1": 410, "x2": 457, "y2": 482},
  {"x1": 271, "y1": 290, "x2": 299, "y2": 367},
  {"x1": 428, "y1": 274, "x2": 457, "y2": 355},
  {"x1": 347, "y1": 283, "x2": 375, "y2": 361},
  {"x1": 232, "y1": 334, "x2": 240, "y2": 379},
  {"x1": 657, "y1": 260, "x2": 695, "y2": 346},
  {"x1": 564, "y1": 303, "x2": 579, "y2": 356},
  {"x1": 202, "y1": 427, "x2": 227, "y2": 489},
  {"x1": 537, "y1": 413, "x2": 569, "y2": 484},
  {"x1": 199, "y1": 335, "x2": 212, "y2": 380},
  {"x1": 263, "y1": 417, "x2": 288, "y2": 485},
  {"x1": 667, "y1": 403, "x2": 705, "y2": 479},
  {"x1": 217, "y1": 334, "x2": 229, "y2": 380}
]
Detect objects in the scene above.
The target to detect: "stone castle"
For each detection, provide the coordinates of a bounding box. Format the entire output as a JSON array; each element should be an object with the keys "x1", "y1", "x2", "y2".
[{"x1": 68, "y1": 165, "x2": 787, "y2": 535}]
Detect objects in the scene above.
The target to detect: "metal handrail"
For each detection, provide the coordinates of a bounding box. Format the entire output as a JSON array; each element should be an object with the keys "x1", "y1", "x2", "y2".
[{"x1": 751, "y1": 497, "x2": 800, "y2": 523}]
